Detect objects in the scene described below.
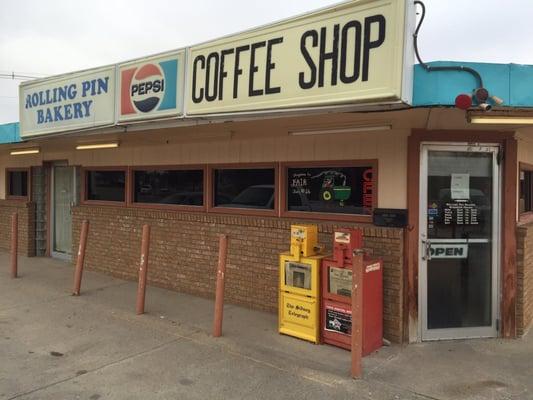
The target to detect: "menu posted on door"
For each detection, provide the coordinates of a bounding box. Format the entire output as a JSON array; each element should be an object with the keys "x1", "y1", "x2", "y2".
[{"x1": 443, "y1": 202, "x2": 479, "y2": 225}]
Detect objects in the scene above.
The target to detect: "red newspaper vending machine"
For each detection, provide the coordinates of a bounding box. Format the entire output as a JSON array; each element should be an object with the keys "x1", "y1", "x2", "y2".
[{"x1": 321, "y1": 229, "x2": 383, "y2": 355}]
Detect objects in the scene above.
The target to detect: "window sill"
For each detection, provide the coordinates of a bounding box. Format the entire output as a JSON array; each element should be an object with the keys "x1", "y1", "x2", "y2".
[
  {"x1": 131, "y1": 202, "x2": 206, "y2": 213},
  {"x1": 5, "y1": 196, "x2": 29, "y2": 202},
  {"x1": 518, "y1": 212, "x2": 533, "y2": 226},
  {"x1": 281, "y1": 210, "x2": 373, "y2": 223},
  {"x1": 208, "y1": 206, "x2": 278, "y2": 217},
  {"x1": 80, "y1": 200, "x2": 127, "y2": 207}
]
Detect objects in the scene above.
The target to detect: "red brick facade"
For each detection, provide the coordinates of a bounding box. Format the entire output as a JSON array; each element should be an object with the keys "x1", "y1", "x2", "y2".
[
  {"x1": 4, "y1": 198, "x2": 531, "y2": 341},
  {"x1": 517, "y1": 223, "x2": 533, "y2": 336},
  {"x1": 0, "y1": 200, "x2": 35, "y2": 257},
  {"x1": 72, "y1": 205, "x2": 405, "y2": 343}
]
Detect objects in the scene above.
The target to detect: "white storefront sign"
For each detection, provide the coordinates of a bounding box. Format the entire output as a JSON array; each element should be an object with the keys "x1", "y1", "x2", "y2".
[
  {"x1": 187, "y1": 0, "x2": 414, "y2": 115},
  {"x1": 20, "y1": 66, "x2": 115, "y2": 138},
  {"x1": 117, "y1": 50, "x2": 186, "y2": 122}
]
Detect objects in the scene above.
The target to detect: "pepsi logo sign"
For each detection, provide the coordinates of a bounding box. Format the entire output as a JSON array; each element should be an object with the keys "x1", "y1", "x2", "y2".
[
  {"x1": 120, "y1": 58, "x2": 179, "y2": 119},
  {"x1": 130, "y1": 64, "x2": 165, "y2": 113}
]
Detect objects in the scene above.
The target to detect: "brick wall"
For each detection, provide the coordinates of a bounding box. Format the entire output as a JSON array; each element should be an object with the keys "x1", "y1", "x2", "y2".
[
  {"x1": 517, "y1": 223, "x2": 533, "y2": 336},
  {"x1": 72, "y1": 205, "x2": 405, "y2": 343},
  {"x1": 0, "y1": 200, "x2": 35, "y2": 257}
]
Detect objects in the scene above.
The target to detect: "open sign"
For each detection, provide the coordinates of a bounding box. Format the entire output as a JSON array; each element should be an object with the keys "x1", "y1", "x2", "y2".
[{"x1": 430, "y1": 244, "x2": 468, "y2": 259}]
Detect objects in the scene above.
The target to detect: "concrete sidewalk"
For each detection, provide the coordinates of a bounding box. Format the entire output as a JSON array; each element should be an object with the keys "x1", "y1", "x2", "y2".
[{"x1": 0, "y1": 254, "x2": 531, "y2": 400}]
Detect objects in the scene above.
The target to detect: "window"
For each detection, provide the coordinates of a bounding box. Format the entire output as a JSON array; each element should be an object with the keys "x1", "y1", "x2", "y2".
[
  {"x1": 285, "y1": 163, "x2": 375, "y2": 216},
  {"x1": 520, "y1": 167, "x2": 533, "y2": 214},
  {"x1": 133, "y1": 169, "x2": 204, "y2": 206},
  {"x1": 85, "y1": 170, "x2": 126, "y2": 202},
  {"x1": 213, "y1": 167, "x2": 275, "y2": 210},
  {"x1": 7, "y1": 169, "x2": 29, "y2": 198}
]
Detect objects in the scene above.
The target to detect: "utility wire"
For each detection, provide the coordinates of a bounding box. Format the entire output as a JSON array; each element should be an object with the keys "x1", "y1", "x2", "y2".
[
  {"x1": 0, "y1": 72, "x2": 45, "y2": 80},
  {"x1": 413, "y1": 0, "x2": 484, "y2": 89}
]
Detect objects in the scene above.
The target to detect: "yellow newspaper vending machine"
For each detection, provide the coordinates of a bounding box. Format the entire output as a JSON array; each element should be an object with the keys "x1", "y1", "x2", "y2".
[{"x1": 279, "y1": 225, "x2": 325, "y2": 343}]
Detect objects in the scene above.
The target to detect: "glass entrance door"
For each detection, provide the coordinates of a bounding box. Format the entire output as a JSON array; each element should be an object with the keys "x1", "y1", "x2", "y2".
[
  {"x1": 52, "y1": 166, "x2": 76, "y2": 259},
  {"x1": 420, "y1": 144, "x2": 500, "y2": 340}
]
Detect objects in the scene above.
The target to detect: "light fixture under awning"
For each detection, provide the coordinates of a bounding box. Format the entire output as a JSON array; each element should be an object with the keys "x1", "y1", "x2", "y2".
[
  {"x1": 76, "y1": 142, "x2": 119, "y2": 150},
  {"x1": 10, "y1": 148, "x2": 40, "y2": 156},
  {"x1": 288, "y1": 124, "x2": 392, "y2": 136},
  {"x1": 469, "y1": 116, "x2": 533, "y2": 125}
]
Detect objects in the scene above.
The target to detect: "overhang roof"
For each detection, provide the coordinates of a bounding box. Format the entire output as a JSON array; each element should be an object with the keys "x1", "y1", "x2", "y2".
[{"x1": 3, "y1": 61, "x2": 533, "y2": 145}]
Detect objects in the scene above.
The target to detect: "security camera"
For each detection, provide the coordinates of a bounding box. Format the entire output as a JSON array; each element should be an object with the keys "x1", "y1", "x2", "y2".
[
  {"x1": 479, "y1": 103, "x2": 492, "y2": 112},
  {"x1": 490, "y1": 95, "x2": 504, "y2": 106},
  {"x1": 473, "y1": 88, "x2": 489, "y2": 103}
]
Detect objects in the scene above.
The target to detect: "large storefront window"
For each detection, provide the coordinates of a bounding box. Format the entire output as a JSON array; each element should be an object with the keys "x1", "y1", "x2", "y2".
[
  {"x1": 7, "y1": 169, "x2": 29, "y2": 198},
  {"x1": 133, "y1": 169, "x2": 204, "y2": 206},
  {"x1": 86, "y1": 170, "x2": 126, "y2": 202},
  {"x1": 213, "y1": 167, "x2": 275, "y2": 210},
  {"x1": 286, "y1": 164, "x2": 375, "y2": 215}
]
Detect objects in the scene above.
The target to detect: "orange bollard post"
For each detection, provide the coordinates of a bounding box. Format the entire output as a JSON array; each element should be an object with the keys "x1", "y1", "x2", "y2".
[
  {"x1": 136, "y1": 224, "x2": 151, "y2": 315},
  {"x1": 72, "y1": 220, "x2": 89, "y2": 295},
  {"x1": 11, "y1": 212, "x2": 18, "y2": 279},
  {"x1": 213, "y1": 234, "x2": 228, "y2": 337},
  {"x1": 351, "y1": 249, "x2": 364, "y2": 379}
]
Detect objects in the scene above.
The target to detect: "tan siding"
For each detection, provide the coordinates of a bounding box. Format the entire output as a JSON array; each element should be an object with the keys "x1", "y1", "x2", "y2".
[{"x1": 1, "y1": 124, "x2": 410, "y2": 208}]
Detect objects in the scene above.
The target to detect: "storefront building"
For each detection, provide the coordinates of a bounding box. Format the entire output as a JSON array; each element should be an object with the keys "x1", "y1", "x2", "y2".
[{"x1": 1, "y1": 0, "x2": 532, "y2": 343}]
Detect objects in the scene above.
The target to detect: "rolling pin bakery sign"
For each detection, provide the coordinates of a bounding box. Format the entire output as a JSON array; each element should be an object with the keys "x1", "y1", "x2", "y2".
[
  {"x1": 187, "y1": 0, "x2": 414, "y2": 115},
  {"x1": 20, "y1": 66, "x2": 115, "y2": 138}
]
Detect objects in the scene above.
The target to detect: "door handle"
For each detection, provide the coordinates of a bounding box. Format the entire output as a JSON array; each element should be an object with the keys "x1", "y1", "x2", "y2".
[{"x1": 422, "y1": 239, "x2": 432, "y2": 261}]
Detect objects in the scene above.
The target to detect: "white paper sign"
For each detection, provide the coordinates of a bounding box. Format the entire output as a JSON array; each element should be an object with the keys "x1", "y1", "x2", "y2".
[{"x1": 451, "y1": 173, "x2": 470, "y2": 200}]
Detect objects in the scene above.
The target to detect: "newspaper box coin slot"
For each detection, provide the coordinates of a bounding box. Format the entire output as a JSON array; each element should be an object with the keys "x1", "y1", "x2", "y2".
[
  {"x1": 321, "y1": 228, "x2": 383, "y2": 355},
  {"x1": 279, "y1": 225, "x2": 325, "y2": 344}
]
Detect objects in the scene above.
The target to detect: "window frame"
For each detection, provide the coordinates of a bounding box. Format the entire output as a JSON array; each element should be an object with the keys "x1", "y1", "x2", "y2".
[
  {"x1": 208, "y1": 163, "x2": 279, "y2": 217},
  {"x1": 280, "y1": 159, "x2": 378, "y2": 223},
  {"x1": 81, "y1": 166, "x2": 129, "y2": 206},
  {"x1": 519, "y1": 162, "x2": 533, "y2": 224},
  {"x1": 6, "y1": 167, "x2": 30, "y2": 201},
  {"x1": 129, "y1": 165, "x2": 207, "y2": 212}
]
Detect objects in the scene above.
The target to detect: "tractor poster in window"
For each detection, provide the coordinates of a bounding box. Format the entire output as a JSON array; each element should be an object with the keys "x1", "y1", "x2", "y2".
[{"x1": 287, "y1": 166, "x2": 374, "y2": 215}]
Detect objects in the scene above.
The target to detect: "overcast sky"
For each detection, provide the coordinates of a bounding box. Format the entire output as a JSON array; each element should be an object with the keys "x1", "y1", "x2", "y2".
[{"x1": 1, "y1": 0, "x2": 533, "y2": 124}]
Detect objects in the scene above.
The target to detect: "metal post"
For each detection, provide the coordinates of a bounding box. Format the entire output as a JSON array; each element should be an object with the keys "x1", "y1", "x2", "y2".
[
  {"x1": 10, "y1": 212, "x2": 18, "y2": 279},
  {"x1": 213, "y1": 234, "x2": 228, "y2": 337},
  {"x1": 351, "y1": 249, "x2": 364, "y2": 379},
  {"x1": 72, "y1": 220, "x2": 90, "y2": 295},
  {"x1": 136, "y1": 224, "x2": 151, "y2": 315}
]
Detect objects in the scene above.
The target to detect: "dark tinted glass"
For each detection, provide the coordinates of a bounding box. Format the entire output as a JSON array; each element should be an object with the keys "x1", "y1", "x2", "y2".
[
  {"x1": 426, "y1": 151, "x2": 493, "y2": 329},
  {"x1": 427, "y1": 151, "x2": 492, "y2": 239},
  {"x1": 86, "y1": 170, "x2": 125, "y2": 202},
  {"x1": 9, "y1": 170, "x2": 28, "y2": 197},
  {"x1": 287, "y1": 166, "x2": 374, "y2": 215},
  {"x1": 214, "y1": 168, "x2": 275, "y2": 209},
  {"x1": 134, "y1": 169, "x2": 204, "y2": 206}
]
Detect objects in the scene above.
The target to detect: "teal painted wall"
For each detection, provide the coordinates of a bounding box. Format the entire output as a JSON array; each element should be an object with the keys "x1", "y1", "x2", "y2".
[
  {"x1": 413, "y1": 61, "x2": 533, "y2": 108},
  {"x1": 0, "y1": 122, "x2": 20, "y2": 144}
]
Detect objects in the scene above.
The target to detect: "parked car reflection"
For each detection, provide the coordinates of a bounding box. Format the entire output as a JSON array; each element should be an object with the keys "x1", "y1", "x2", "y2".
[
  {"x1": 216, "y1": 185, "x2": 275, "y2": 209},
  {"x1": 159, "y1": 192, "x2": 206, "y2": 206}
]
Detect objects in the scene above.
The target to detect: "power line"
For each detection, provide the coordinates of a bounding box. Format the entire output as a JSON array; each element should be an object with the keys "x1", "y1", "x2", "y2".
[
  {"x1": 0, "y1": 70, "x2": 47, "y2": 76},
  {"x1": 0, "y1": 72, "x2": 45, "y2": 80}
]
